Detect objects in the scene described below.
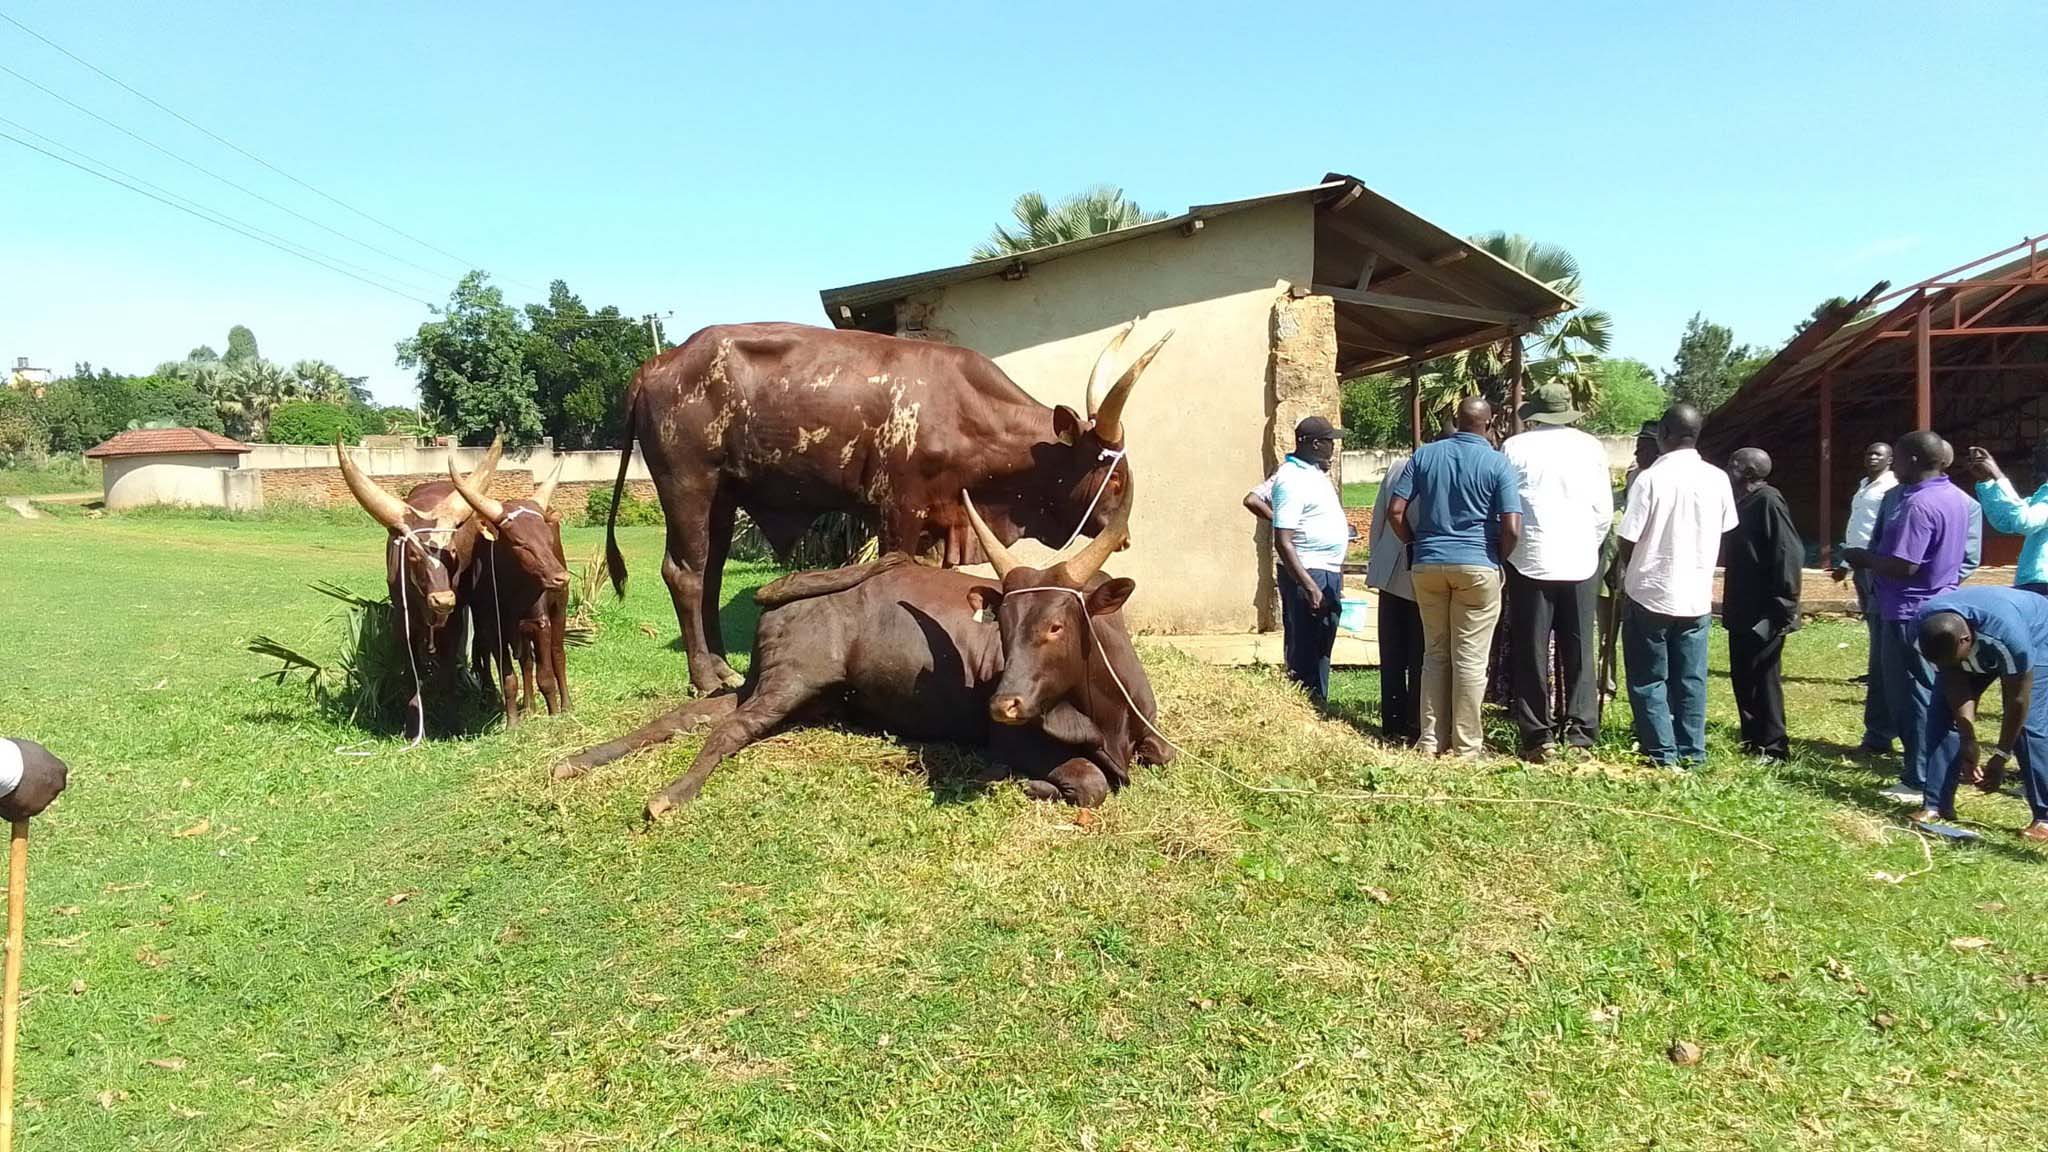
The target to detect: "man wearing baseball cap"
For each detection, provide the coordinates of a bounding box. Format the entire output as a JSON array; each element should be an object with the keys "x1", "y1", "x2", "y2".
[{"x1": 1267, "y1": 414, "x2": 1351, "y2": 705}]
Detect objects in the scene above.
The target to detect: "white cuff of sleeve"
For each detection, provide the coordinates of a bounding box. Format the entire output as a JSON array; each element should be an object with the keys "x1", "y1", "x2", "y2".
[{"x1": 0, "y1": 741, "x2": 21, "y2": 800}]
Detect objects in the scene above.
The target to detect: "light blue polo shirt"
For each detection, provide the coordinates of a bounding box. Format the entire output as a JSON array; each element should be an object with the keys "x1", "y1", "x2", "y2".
[{"x1": 1269, "y1": 455, "x2": 1348, "y2": 573}]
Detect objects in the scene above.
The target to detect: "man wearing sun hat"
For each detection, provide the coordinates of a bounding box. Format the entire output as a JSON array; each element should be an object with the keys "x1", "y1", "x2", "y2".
[{"x1": 1501, "y1": 382, "x2": 1615, "y2": 760}]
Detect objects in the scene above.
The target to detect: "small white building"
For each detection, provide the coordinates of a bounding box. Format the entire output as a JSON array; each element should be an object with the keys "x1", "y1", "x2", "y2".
[{"x1": 84, "y1": 428, "x2": 258, "y2": 511}]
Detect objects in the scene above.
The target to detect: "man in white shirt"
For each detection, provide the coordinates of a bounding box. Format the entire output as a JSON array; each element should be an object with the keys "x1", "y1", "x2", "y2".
[
  {"x1": 1833, "y1": 441, "x2": 1897, "y2": 752},
  {"x1": 1502, "y1": 383, "x2": 1615, "y2": 759},
  {"x1": 1266, "y1": 416, "x2": 1352, "y2": 705},
  {"x1": 1366, "y1": 456, "x2": 1420, "y2": 743},
  {"x1": 1618, "y1": 404, "x2": 1741, "y2": 767}
]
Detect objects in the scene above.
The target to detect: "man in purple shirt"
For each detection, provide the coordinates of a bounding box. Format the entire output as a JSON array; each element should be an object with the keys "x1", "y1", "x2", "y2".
[{"x1": 1844, "y1": 431, "x2": 1976, "y2": 805}]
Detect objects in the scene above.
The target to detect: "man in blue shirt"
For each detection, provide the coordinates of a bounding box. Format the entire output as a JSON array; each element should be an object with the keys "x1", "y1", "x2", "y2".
[
  {"x1": 1388, "y1": 396, "x2": 1522, "y2": 758},
  {"x1": 1916, "y1": 587, "x2": 2048, "y2": 842},
  {"x1": 1266, "y1": 415, "x2": 1351, "y2": 706},
  {"x1": 1967, "y1": 441, "x2": 2048, "y2": 595}
]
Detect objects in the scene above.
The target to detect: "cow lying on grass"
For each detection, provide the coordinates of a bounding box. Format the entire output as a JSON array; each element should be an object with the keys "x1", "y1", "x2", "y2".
[
  {"x1": 450, "y1": 462, "x2": 571, "y2": 727},
  {"x1": 558, "y1": 483, "x2": 1169, "y2": 819}
]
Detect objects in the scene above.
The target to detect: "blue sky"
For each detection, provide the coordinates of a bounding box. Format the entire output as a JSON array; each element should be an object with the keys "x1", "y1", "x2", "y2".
[{"x1": 3, "y1": 1, "x2": 2042, "y2": 406}]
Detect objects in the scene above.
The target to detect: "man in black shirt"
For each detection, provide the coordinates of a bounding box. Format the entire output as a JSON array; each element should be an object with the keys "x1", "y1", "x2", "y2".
[{"x1": 1722, "y1": 448, "x2": 1803, "y2": 761}]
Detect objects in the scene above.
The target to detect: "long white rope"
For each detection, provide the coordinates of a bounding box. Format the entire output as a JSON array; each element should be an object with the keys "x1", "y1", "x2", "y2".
[
  {"x1": 338, "y1": 525, "x2": 459, "y2": 755},
  {"x1": 1055, "y1": 448, "x2": 1126, "y2": 553}
]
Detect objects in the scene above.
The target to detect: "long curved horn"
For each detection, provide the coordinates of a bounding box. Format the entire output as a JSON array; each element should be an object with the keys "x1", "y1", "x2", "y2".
[
  {"x1": 428, "y1": 434, "x2": 504, "y2": 523},
  {"x1": 336, "y1": 435, "x2": 408, "y2": 530},
  {"x1": 532, "y1": 461, "x2": 563, "y2": 511},
  {"x1": 1084, "y1": 319, "x2": 1135, "y2": 418},
  {"x1": 1091, "y1": 330, "x2": 1172, "y2": 447},
  {"x1": 961, "y1": 491, "x2": 1020, "y2": 579},
  {"x1": 448, "y1": 458, "x2": 507, "y2": 524},
  {"x1": 1057, "y1": 472, "x2": 1133, "y2": 584}
]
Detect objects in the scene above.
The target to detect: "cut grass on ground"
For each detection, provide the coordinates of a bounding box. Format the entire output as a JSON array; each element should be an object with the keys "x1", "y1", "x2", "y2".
[{"x1": 2, "y1": 510, "x2": 2045, "y2": 1150}]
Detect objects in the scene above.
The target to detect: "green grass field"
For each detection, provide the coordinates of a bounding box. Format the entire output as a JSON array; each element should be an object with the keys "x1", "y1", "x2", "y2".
[{"x1": 2, "y1": 510, "x2": 2046, "y2": 1150}]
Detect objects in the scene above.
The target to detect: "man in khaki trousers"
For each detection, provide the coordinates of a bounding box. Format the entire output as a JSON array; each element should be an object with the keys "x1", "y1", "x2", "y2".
[{"x1": 1388, "y1": 397, "x2": 1523, "y2": 757}]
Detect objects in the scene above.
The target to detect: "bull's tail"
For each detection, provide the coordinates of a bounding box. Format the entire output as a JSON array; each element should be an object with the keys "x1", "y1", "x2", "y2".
[
  {"x1": 754, "y1": 552, "x2": 913, "y2": 609},
  {"x1": 604, "y1": 378, "x2": 641, "y2": 599}
]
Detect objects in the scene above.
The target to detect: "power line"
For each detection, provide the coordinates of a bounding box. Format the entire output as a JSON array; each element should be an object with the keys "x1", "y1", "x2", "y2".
[
  {"x1": 0, "y1": 127, "x2": 436, "y2": 307},
  {"x1": 0, "y1": 8, "x2": 537, "y2": 291},
  {"x1": 0, "y1": 112, "x2": 441, "y2": 296},
  {"x1": 0, "y1": 60, "x2": 467, "y2": 290}
]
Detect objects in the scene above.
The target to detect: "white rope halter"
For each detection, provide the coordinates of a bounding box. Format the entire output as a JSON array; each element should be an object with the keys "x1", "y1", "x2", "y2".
[{"x1": 1056, "y1": 447, "x2": 1126, "y2": 552}]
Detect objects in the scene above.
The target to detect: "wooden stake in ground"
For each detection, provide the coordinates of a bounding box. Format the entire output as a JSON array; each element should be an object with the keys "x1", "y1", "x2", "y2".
[{"x1": 0, "y1": 819, "x2": 28, "y2": 1152}]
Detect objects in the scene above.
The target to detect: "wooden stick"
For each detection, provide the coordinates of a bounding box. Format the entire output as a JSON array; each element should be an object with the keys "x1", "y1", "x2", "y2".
[{"x1": 0, "y1": 820, "x2": 27, "y2": 1152}]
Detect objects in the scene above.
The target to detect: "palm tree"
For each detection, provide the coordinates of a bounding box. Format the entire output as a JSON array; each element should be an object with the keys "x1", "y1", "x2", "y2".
[
  {"x1": 971, "y1": 185, "x2": 1168, "y2": 261},
  {"x1": 288, "y1": 359, "x2": 354, "y2": 405},
  {"x1": 1389, "y1": 233, "x2": 1613, "y2": 432},
  {"x1": 219, "y1": 360, "x2": 299, "y2": 440}
]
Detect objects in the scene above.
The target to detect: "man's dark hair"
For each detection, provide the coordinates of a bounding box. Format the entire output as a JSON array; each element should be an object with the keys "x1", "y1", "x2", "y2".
[
  {"x1": 1729, "y1": 447, "x2": 1772, "y2": 482},
  {"x1": 1659, "y1": 403, "x2": 1704, "y2": 446},
  {"x1": 1896, "y1": 430, "x2": 1945, "y2": 469},
  {"x1": 1918, "y1": 610, "x2": 1971, "y2": 665}
]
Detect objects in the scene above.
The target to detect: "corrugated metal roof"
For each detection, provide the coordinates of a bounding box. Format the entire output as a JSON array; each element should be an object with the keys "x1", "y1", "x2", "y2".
[
  {"x1": 84, "y1": 428, "x2": 252, "y2": 459},
  {"x1": 818, "y1": 174, "x2": 1578, "y2": 372}
]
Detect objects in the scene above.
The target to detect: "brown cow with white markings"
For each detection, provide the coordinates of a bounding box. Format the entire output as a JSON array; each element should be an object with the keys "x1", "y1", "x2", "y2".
[{"x1": 602, "y1": 320, "x2": 1170, "y2": 694}]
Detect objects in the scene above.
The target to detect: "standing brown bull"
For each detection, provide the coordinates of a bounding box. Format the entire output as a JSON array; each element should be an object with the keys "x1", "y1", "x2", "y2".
[
  {"x1": 337, "y1": 436, "x2": 502, "y2": 736},
  {"x1": 602, "y1": 320, "x2": 1170, "y2": 694},
  {"x1": 449, "y1": 462, "x2": 572, "y2": 727},
  {"x1": 558, "y1": 481, "x2": 1170, "y2": 820}
]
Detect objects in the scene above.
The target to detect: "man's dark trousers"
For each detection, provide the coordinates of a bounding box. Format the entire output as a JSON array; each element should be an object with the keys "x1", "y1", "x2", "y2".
[
  {"x1": 1377, "y1": 590, "x2": 1422, "y2": 742},
  {"x1": 1727, "y1": 622, "x2": 1789, "y2": 760},
  {"x1": 1505, "y1": 563, "x2": 1599, "y2": 750},
  {"x1": 1280, "y1": 568, "x2": 1343, "y2": 705}
]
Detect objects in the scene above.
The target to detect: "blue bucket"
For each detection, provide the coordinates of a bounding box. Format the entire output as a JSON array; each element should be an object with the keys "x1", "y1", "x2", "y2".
[{"x1": 1337, "y1": 595, "x2": 1371, "y2": 635}]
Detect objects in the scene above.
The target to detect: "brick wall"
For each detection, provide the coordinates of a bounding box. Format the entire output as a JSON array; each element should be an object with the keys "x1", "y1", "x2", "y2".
[{"x1": 1345, "y1": 506, "x2": 1372, "y2": 540}]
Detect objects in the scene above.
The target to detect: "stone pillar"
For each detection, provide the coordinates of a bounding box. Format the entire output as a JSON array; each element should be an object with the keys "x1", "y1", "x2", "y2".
[{"x1": 1259, "y1": 292, "x2": 1341, "y2": 630}]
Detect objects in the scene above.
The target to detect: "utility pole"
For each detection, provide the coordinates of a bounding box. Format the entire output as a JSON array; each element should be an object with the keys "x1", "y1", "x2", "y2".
[{"x1": 642, "y1": 311, "x2": 673, "y2": 355}]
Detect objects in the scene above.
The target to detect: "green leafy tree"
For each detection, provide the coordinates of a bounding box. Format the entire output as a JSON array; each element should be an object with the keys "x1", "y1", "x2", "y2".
[
  {"x1": 0, "y1": 390, "x2": 48, "y2": 465},
  {"x1": 187, "y1": 344, "x2": 220, "y2": 363},
  {"x1": 971, "y1": 185, "x2": 1167, "y2": 260},
  {"x1": 268, "y1": 400, "x2": 364, "y2": 445},
  {"x1": 225, "y1": 325, "x2": 260, "y2": 366},
  {"x1": 397, "y1": 272, "x2": 543, "y2": 447},
  {"x1": 523, "y1": 281, "x2": 654, "y2": 449},
  {"x1": 1663, "y1": 314, "x2": 1757, "y2": 412},
  {"x1": 219, "y1": 360, "x2": 300, "y2": 440},
  {"x1": 1339, "y1": 374, "x2": 1408, "y2": 448},
  {"x1": 1582, "y1": 358, "x2": 1665, "y2": 435}
]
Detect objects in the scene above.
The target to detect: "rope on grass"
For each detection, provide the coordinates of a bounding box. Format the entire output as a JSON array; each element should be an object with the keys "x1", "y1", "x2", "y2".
[{"x1": 1871, "y1": 825, "x2": 1936, "y2": 884}]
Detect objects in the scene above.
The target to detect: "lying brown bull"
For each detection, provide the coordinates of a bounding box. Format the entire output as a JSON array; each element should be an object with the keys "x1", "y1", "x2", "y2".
[
  {"x1": 559, "y1": 483, "x2": 1169, "y2": 819},
  {"x1": 450, "y1": 462, "x2": 570, "y2": 727},
  {"x1": 603, "y1": 320, "x2": 1170, "y2": 694},
  {"x1": 338, "y1": 436, "x2": 502, "y2": 736}
]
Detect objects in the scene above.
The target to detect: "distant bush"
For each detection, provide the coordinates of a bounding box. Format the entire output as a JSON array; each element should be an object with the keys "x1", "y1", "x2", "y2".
[
  {"x1": 585, "y1": 487, "x2": 664, "y2": 527},
  {"x1": 268, "y1": 401, "x2": 364, "y2": 445}
]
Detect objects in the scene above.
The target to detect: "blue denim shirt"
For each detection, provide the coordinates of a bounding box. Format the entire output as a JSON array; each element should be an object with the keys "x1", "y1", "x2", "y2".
[{"x1": 1388, "y1": 431, "x2": 1520, "y2": 567}]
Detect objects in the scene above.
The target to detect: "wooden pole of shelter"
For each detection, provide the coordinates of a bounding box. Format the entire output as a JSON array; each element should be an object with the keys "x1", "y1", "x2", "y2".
[
  {"x1": 1507, "y1": 335, "x2": 1525, "y2": 436},
  {"x1": 1915, "y1": 294, "x2": 1933, "y2": 430},
  {"x1": 1818, "y1": 372, "x2": 1834, "y2": 570},
  {"x1": 0, "y1": 820, "x2": 27, "y2": 1152},
  {"x1": 1408, "y1": 360, "x2": 1423, "y2": 448}
]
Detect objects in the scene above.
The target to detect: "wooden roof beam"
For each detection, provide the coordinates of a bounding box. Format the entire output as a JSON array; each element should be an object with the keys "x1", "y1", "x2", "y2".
[
  {"x1": 1316, "y1": 210, "x2": 1485, "y2": 305},
  {"x1": 1315, "y1": 284, "x2": 1531, "y2": 328}
]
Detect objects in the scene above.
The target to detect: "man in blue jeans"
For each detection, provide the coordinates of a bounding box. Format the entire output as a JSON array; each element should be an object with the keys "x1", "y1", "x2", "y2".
[
  {"x1": 1617, "y1": 404, "x2": 1739, "y2": 767},
  {"x1": 1843, "y1": 431, "x2": 1974, "y2": 807},
  {"x1": 1915, "y1": 587, "x2": 2048, "y2": 842},
  {"x1": 1269, "y1": 416, "x2": 1350, "y2": 705}
]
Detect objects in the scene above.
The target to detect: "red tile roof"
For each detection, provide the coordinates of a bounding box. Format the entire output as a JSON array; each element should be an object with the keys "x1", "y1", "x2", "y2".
[{"x1": 84, "y1": 428, "x2": 253, "y2": 459}]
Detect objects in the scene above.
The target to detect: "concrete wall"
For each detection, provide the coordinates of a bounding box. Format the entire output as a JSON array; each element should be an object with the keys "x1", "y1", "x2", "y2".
[
  {"x1": 900, "y1": 198, "x2": 1321, "y2": 633},
  {"x1": 102, "y1": 452, "x2": 249, "y2": 511},
  {"x1": 99, "y1": 444, "x2": 655, "y2": 514}
]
